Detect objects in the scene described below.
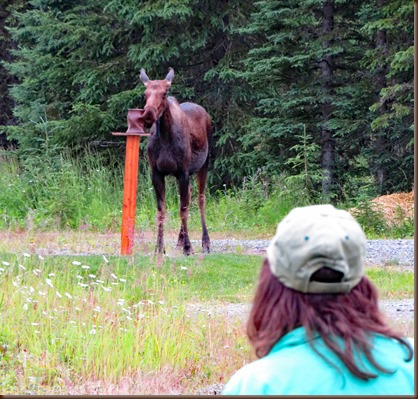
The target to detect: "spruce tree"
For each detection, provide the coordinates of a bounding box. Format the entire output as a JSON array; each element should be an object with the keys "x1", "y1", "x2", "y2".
[
  {"x1": 359, "y1": 0, "x2": 413, "y2": 194},
  {"x1": 239, "y1": 0, "x2": 372, "y2": 201},
  {"x1": 5, "y1": 0, "x2": 254, "y2": 188}
]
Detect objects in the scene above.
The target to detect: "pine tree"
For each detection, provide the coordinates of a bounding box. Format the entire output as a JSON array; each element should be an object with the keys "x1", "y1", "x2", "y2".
[
  {"x1": 359, "y1": 0, "x2": 413, "y2": 194},
  {"x1": 239, "y1": 0, "x2": 372, "y2": 201},
  {"x1": 0, "y1": 0, "x2": 26, "y2": 147},
  {"x1": 5, "y1": 0, "x2": 254, "y2": 188}
]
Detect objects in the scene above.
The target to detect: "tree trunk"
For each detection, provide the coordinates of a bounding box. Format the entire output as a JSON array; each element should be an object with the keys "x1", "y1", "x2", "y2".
[
  {"x1": 374, "y1": 0, "x2": 388, "y2": 194},
  {"x1": 320, "y1": 0, "x2": 335, "y2": 202}
]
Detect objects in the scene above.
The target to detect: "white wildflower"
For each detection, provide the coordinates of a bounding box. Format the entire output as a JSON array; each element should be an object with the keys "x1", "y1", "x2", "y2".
[
  {"x1": 38, "y1": 291, "x2": 47, "y2": 296},
  {"x1": 19, "y1": 264, "x2": 26, "y2": 270},
  {"x1": 2, "y1": 261, "x2": 10, "y2": 266},
  {"x1": 56, "y1": 291, "x2": 62, "y2": 298},
  {"x1": 102, "y1": 255, "x2": 109, "y2": 263},
  {"x1": 64, "y1": 293, "x2": 72, "y2": 299},
  {"x1": 31, "y1": 322, "x2": 39, "y2": 326},
  {"x1": 23, "y1": 253, "x2": 30, "y2": 258},
  {"x1": 88, "y1": 274, "x2": 96, "y2": 279},
  {"x1": 93, "y1": 306, "x2": 101, "y2": 312},
  {"x1": 33, "y1": 270, "x2": 39, "y2": 276},
  {"x1": 72, "y1": 261, "x2": 81, "y2": 266},
  {"x1": 45, "y1": 279, "x2": 53, "y2": 288},
  {"x1": 81, "y1": 265, "x2": 90, "y2": 270},
  {"x1": 181, "y1": 266, "x2": 188, "y2": 270},
  {"x1": 77, "y1": 283, "x2": 89, "y2": 288},
  {"x1": 48, "y1": 273, "x2": 55, "y2": 277},
  {"x1": 158, "y1": 301, "x2": 165, "y2": 305},
  {"x1": 126, "y1": 316, "x2": 132, "y2": 321},
  {"x1": 38, "y1": 255, "x2": 44, "y2": 260},
  {"x1": 89, "y1": 329, "x2": 97, "y2": 335},
  {"x1": 148, "y1": 300, "x2": 154, "y2": 305},
  {"x1": 76, "y1": 275, "x2": 83, "y2": 280},
  {"x1": 96, "y1": 279, "x2": 105, "y2": 284},
  {"x1": 111, "y1": 273, "x2": 118, "y2": 279},
  {"x1": 23, "y1": 303, "x2": 28, "y2": 311},
  {"x1": 101, "y1": 286, "x2": 111, "y2": 292}
]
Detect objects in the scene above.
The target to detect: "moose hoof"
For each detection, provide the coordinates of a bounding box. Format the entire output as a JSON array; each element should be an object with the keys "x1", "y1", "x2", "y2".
[
  {"x1": 155, "y1": 245, "x2": 166, "y2": 255},
  {"x1": 183, "y1": 245, "x2": 193, "y2": 256}
]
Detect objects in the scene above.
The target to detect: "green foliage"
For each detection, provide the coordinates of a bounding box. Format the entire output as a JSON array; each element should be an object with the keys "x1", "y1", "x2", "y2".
[
  {"x1": 352, "y1": 197, "x2": 388, "y2": 238},
  {"x1": 0, "y1": 0, "x2": 414, "y2": 201},
  {"x1": 358, "y1": 0, "x2": 413, "y2": 194},
  {"x1": 349, "y1": 196, "x2": 413, "y2": 239},
  {"x1": 285, "y1": 125, "x2": 322, "y2": 201}
]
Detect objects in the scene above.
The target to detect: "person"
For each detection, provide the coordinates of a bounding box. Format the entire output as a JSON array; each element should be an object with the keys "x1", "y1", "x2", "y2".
[{"x1": 222, "y1": 204, "x2": 414, "y2": 395}]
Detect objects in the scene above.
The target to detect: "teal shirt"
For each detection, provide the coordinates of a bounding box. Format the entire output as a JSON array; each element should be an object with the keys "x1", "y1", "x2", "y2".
[{"x1": 222, "y1": 327, "x2": 414, "y2": 395}]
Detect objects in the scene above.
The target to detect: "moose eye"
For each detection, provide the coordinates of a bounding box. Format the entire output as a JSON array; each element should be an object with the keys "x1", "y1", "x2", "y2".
[{"x1": 162, "y1": 92, "x2": 167, "y2": 98}]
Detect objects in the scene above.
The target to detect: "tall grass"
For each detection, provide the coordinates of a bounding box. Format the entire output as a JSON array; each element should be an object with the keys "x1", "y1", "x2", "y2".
[
  {"x1": 0, "y1": 151, "x2": 414, "y2": 238},
  {"x1": 0, "y1": 253, "x2": 261, "y2": 394},
  {"x1": 0, "y1": 252, "x2": 413, "y2": 394}
]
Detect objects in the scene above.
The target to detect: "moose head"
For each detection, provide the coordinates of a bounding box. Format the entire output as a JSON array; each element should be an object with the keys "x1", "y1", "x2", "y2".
[{"x1": 140, "y1": 68, "x2": 174, "y2": 129}]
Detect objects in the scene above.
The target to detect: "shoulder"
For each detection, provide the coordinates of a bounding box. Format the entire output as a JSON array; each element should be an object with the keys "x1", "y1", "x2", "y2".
[
  {"x1": 167, "y1": 96, "x2": 180, "y2": 107},
  {"x1": 222, "y1": 358, "x2": 278, "y2": 395}
]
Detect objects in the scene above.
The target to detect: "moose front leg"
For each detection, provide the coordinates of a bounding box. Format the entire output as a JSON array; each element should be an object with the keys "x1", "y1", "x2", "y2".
[
  {"x1": 177, "y1": 174, "x2": 192, "y2": 255},
  {"x1": 152, "y1": 171, "x2": 166, "y2": 254}
]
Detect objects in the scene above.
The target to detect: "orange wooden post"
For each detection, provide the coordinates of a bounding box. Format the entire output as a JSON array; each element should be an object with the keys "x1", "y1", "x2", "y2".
[{"x1": 112, "y1": 109, "x2": 150, "y2": 255}]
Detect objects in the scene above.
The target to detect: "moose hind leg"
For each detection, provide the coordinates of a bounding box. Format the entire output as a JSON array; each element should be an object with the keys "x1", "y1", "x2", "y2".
[
  {"x1": 197, "y1": 166, "x2": 210, "y2": 253},
  {"x1": 177, "y1": 174, "x2": 192, "y2": 255},
  {"x1": 152, "y1": 171, "x2": 166, "y2": 254}
]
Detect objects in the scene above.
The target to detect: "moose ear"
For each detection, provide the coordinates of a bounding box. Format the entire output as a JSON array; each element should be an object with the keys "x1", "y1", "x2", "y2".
[
  {"x1": 165, "y1": 67, "x2": 174, "y2": 83},
  {"x1": 140, "y1": 68, "x2": 150, "y2": 85}
]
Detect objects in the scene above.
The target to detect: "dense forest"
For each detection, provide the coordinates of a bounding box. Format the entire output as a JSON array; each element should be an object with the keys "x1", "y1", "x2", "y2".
[{"x1": 0, "y1": 0, "x2": 414, "y2": 203}]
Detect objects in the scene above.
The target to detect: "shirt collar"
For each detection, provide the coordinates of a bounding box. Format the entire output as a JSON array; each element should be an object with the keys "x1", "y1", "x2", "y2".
[{"x1": 269, "y1": 327, "x2": 319, "y2": 353}]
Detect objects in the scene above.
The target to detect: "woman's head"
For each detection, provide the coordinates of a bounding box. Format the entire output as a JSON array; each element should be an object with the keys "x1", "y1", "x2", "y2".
[
  {"x1": 266, "y1": 204, "x2": 367, "y2": 294},
  {"x1": 247, "y1": 259, "x2": 384, "y2": 358},
  {"x1": 247, "y1": 205, "x2": 413, "y2": 380}
]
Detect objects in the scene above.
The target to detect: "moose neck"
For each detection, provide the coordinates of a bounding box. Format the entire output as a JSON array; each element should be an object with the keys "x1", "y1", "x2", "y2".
[{"x1": 157, "y1": 103, "x2": 176, "y2": 142}]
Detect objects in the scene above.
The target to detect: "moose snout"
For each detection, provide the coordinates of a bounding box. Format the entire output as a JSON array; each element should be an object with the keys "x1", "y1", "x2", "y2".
[{"x1": 142, "y1": 107, "x2": 158, "y2": 129}]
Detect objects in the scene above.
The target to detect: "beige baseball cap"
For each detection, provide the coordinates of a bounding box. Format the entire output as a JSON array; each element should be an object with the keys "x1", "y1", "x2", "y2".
[{"x1": 266, "y1": 204, "x2": 366, "y2": 294}]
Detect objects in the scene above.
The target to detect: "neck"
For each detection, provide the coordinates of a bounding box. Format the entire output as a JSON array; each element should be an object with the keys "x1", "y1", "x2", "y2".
[{"x1": 158, "y1": 103, "x2": 174, "y2": 140}]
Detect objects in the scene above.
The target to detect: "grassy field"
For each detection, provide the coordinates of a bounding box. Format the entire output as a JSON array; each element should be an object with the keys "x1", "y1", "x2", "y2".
[
  {"x1": 0, "y1": 251, "x2": 414, "y2": 395},
  {"x1": 0, "y1": 152, "x2": 414, "y2": 394}
]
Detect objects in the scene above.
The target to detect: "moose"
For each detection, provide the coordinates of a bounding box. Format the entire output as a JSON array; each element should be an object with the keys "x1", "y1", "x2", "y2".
[{"x1": 140, "y1": 67, "x2": 212, "y2": 255}]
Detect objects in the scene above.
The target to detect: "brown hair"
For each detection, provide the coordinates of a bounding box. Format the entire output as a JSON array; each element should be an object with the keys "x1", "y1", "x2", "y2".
[{"x1": 247, "y1": 259, "x2": 413, "y2": 381}]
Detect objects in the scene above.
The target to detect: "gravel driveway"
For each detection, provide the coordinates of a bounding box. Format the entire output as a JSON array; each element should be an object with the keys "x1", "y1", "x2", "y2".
[{"x1": 204, "y1": 238, "x2": 415, "y2": 268}]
